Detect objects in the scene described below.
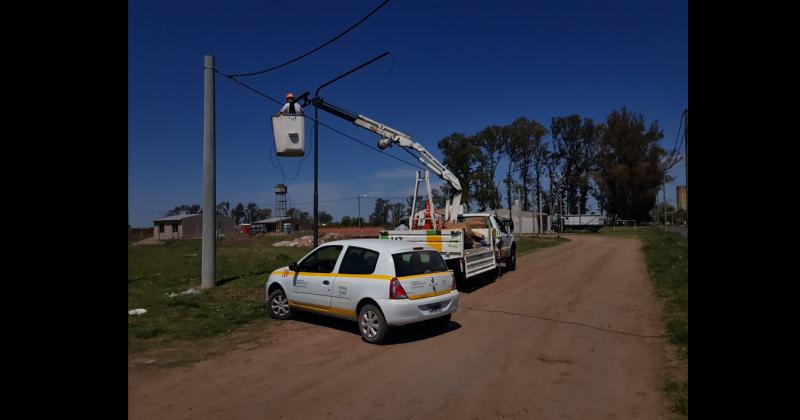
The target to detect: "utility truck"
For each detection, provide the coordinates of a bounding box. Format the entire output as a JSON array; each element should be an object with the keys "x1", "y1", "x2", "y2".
[
  {"x1": 554, "y1": 214, "x2": 605, "y2": 232},
  {"x1": 294, "y1": 95, "x2": 516, "y2": 281}
]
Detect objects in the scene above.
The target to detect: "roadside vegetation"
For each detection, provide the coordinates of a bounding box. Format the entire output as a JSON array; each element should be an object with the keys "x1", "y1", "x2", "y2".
[
  {"x1": 515, "y1": 235, "x2": 568, "y2": 256},
  {"x1": 602, "y1": 226, "x2": 688, "y2": 416},
  {"x1": 128, "y1": 235, "x2": 309, "y2": 354}
]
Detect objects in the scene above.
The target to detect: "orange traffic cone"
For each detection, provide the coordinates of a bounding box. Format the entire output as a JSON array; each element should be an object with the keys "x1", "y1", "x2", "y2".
[{"x1": 424, "y1": 201, "x2": 433, "y2": 230}]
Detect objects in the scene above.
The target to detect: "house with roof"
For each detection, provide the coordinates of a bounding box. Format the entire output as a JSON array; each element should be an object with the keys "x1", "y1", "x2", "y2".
[
  {"x1": 153, "y1": 213, "x2": 236, "y2": 240},
  {"x1": 251, "y1": 216, "x2": 311, "y2": 233}
]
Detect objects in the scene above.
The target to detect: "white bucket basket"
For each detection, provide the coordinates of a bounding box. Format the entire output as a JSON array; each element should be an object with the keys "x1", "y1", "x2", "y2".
[{"x1": 272, "y1": 115, "x2": 305, "y2": 157}]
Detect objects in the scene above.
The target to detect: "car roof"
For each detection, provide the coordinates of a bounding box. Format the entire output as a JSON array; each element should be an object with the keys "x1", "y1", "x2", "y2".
[{"x1": 322, "y1": 238, "x2": 433, "y2": 253}]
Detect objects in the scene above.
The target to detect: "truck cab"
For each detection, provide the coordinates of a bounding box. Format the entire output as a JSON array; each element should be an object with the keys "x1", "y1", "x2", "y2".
[{"x1": 461, "y1": 213, "x2": 516, "y2": 270}]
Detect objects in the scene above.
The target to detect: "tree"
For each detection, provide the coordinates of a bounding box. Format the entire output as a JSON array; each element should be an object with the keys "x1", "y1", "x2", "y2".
[
  {"x1": 232, "y1": 203, "x2": 246, "y2": 225},
  {"x1": 252, "y1": 208, "x2": 272, "y2": 221},
  {"x1": 215, "y1": 201, "x2": 231, "y2": 216},
  {"x1": 438, "y1": 132, "x2": 479, "y2": 210},
  {"x1": 652, "y1": 201, "x2": 677, "y2": 224},
  {"x1": 165, "y1": 204, "x2": 202, "y2": 216},
  {"x1": 471, "y1": 126, "x2": 505, "y2": 211},
  {"x1": 544, "y1": 148, "x2": 563, "y2": 217},
  {"x1": 389, "y1": 202, "x2": 406, "y2": 226},
  {"x1": 286, "y1": 208, "x2": 309, "y2": 220},
  {"x1": 319, "y1": 211, "x2": 333, "y2": 225},
  {"x1": 506, "y1": 117, "x2": 548, "y2": 211},
  {"x1": 471, "y1": 170, "x2": 500, "y2": 211},
  {"x1": 594, "y1": 108, "x2": 667, "y2": 222},
  {"x1": 369, "y1": 198, "x2": 391, "y2": 226},
  {"x1": 340, "y1": 216, "x2": 353, "y2": 227},
  {"x1": 551, "y1": 115, "x2": 602, "y2": 214},
  {"x1": 245, "y1": 202, "x2": 259, "y2": 223},
  {"x1": 502, "y1": 122, "x2": 523, "y2": 210}
]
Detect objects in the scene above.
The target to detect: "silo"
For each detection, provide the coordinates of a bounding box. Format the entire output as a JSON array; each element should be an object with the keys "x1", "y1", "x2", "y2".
[{"x1": 676, "y1": 186, "x2": 688, "y2": 210}]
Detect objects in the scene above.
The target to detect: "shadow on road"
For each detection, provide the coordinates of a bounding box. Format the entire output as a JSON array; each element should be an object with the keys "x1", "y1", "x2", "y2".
[
  {"x1": 290, "y1": 311, "x2": 461, "y2": 345},
  {"x1": 456, "y1": 269, "x2": 501, "y2": 294}
]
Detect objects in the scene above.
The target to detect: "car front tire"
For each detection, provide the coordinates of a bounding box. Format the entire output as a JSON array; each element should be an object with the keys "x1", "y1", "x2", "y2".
[{"x1": 268, "y1": 288, "x2": 292, "y2": 320}]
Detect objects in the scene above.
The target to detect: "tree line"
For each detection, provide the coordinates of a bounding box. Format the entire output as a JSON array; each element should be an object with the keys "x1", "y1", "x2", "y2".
[
  {"x1": 435, "y1": 107, "x2": 670, "y2": 222},
  {"x1": 165, "y1": 202, "x2": 333, "y2": 226},
  {"x1": 166, "y1": 107, "x2": 669, "y2": 228}
]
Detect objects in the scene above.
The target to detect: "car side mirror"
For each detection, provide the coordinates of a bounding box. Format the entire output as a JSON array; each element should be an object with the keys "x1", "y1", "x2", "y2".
[{"x1": 289, "y1": 261, "x2": 298, "y2": 272}]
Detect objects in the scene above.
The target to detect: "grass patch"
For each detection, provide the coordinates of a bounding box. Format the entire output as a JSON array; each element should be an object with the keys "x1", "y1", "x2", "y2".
[
  {"x1": 602, "y1": 226, "x2": 688, "y2": 415},
  {"x1": 515, "y1": 235, "x2": 569, "y2": 256},
  {"x1": 664, "y1": 381, "x2": 688, "y2": 416},
  {"x1": 128, "y1": 234, "x2": 309, "y2": 354}
]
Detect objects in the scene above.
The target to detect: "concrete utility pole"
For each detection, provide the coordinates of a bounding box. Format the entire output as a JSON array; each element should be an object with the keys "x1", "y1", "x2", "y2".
[{"x1": 201, "y1": 55, "x2": 216, "y2": 288}]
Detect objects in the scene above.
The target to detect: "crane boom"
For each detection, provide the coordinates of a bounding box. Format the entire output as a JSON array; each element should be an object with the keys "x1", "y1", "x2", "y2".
[{"x1": 309, "y1": 97, "x2": 464, "y2": 221}]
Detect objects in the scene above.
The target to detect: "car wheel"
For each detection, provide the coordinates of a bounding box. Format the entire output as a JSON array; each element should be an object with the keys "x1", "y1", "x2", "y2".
[
  {"x1": 359, "y1": 304, "x2": 389, "y2": 344},
  {"x1": 508, "y1": 247, "x2": 517, "y2": 271},
  {"x1": 268, "y1": 288, "x2": 292, "y2": 320}
]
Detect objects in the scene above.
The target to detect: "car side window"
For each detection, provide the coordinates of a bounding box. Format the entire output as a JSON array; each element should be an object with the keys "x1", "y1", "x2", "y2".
[
  {"x1": 338, "y1": 246, "x2": 380, "y2": 275},
  {"x1": 297, "y1": 246, "x2": 343, "y2": 273},
  {"x1": 495, "y1": 218, "x2": 507, "y2": 233}
]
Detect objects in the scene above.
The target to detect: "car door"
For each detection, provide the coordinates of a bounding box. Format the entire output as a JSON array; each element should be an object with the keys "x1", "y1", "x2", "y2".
[
  {"x1": 491, "y1": 216, "x2": 511, "y2": 258},
  {"x1": 331, "y1": 245, "x2": 383, "y2": 318},
  {"x1": 288, "y1": 245, "x2": 344, "y2": 310}
]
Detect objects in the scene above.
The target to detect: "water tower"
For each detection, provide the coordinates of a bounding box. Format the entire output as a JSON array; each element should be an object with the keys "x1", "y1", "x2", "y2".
[
  {"x1": 275, "y1": 184, "x2": 288, "y2": 218},
  {"x1": 676, "y1": 186, "x2": 688, "y2": 210}
]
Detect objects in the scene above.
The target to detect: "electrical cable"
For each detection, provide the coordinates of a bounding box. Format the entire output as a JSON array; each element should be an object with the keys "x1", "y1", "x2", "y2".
[{"x1": 227, "y1": 0, "x2": 391, "y2": 78}]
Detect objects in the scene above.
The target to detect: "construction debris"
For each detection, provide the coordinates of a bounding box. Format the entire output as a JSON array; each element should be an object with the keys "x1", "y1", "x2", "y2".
[
  {"x1": 166, "y1": 288, "x2": 201, "y2": 298},
  {"x1": 272, "y1": 233, "x2": 344, "y2": 247}
]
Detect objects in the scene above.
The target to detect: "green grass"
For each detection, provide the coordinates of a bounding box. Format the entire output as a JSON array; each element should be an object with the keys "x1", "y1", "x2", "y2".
[
  {"x1": 602, "y1": 226, "x2": 688, "y2": 416},
  {"x1": 515, "y1": 235, "x2": 569, "y2": 255},
  {"x1": 664, "y1": 381, "x2": 688, "y2": 416},
  {"x1": 128, "y1": 234, "x2": 310, "y2": 353}
]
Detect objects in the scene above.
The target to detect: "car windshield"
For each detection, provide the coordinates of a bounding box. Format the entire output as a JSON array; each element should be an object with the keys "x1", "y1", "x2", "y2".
[{"x1": 392, "y1": 250, "x2": 447, "y2": 277}]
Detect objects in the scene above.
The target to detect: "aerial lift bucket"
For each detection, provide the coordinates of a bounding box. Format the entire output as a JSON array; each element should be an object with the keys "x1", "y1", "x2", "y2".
[{"x1": 272, "y1": 115, "x2": 305, "y2": 157}]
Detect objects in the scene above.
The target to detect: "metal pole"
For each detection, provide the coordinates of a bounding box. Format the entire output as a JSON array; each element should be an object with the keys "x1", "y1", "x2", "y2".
[
  {"x1": 311, "y1": 52, "x2": 390, "y2": 245},
  {"x1": 663, "y1": 175, "x2": 667, "y2": 232},
  {"x1": 684, "y1": 108, "x2": 688, "y2": 226},
  {"x1": 538, "y1": 190, "x2": 543, "y2": 234},
  {"x1": 313, "y1": 103, "x2": 319, "y2": 247},
  {"x1": 358, "y1": 194, "x2": 361, "y2": 228},
  {"x1": 201, "y1": 55, "x2": 216, "y2": 288}
]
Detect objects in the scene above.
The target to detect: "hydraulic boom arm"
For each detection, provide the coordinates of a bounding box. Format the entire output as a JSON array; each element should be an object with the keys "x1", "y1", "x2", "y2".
[{"x1": 307, "y1": 97, "x2": 463, "y2": 221}]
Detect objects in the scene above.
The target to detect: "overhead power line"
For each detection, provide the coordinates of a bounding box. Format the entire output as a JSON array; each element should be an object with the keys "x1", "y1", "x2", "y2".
[
  {"x1": 216, "y1": 70, "x2": 423, "y2": 171},
  {"x1": 227, "y1": 0, "x2": 391, "y2": 78}
]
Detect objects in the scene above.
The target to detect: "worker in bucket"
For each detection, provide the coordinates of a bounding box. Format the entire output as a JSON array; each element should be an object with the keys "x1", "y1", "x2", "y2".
[{"x1": 276, "y1": 92, "x2": 304, "y2": 116}]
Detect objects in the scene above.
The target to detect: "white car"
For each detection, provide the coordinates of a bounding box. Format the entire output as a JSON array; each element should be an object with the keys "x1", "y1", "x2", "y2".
[{"x1": 266, "y1": 239, "x2": 459, "y2": 344}]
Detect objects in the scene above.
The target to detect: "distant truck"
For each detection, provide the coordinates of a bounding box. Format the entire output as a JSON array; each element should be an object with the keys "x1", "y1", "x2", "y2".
[{"x1": 555, "y1": 214, "x2": 605, "y2": 232}]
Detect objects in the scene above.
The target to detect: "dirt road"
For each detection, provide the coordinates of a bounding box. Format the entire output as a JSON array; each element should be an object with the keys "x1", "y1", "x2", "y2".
[{"x1": 129, "y1": 234, "x2": 670, "y2": 419}]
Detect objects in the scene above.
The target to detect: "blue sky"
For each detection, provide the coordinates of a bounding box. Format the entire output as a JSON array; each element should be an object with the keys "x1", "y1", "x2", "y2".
[{"x1": 128, "y1": 0, "x2": 688, "y2": 227}]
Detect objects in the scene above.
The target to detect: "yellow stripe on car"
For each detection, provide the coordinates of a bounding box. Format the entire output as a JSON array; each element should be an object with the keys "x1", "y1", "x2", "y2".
[
  {"x1": 271, "y1": 270, "x2": 391, "y2": 280},
  {"x1": 407, "y1": 289, "x2": 453, "y2": 300},
  {"x1": 288, "y1": 301, "x2": 357, "y2": 318},
  {"x1": 396, "y1": 271, "x2": 451, "y2": 281}
]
